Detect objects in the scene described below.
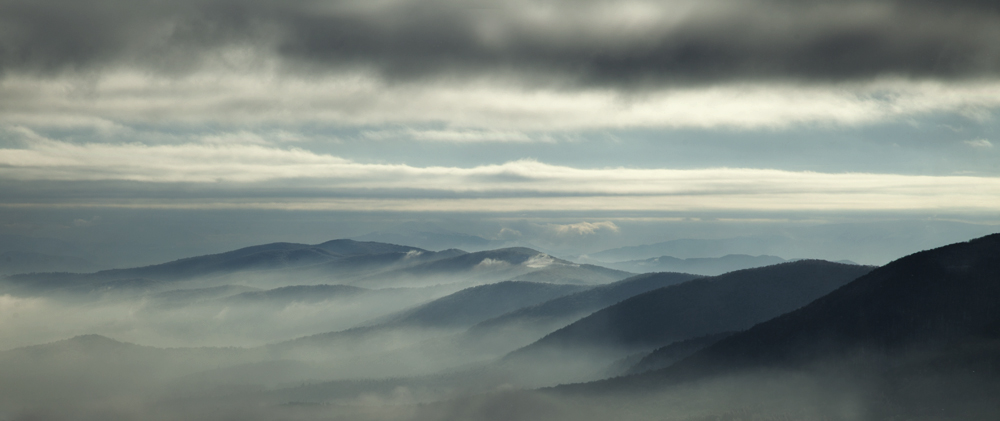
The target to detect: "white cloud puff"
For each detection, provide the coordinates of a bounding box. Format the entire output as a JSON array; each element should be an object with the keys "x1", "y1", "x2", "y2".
[
  {"x1": 965, "y1": 139, "x2": 993, "y2": 149},
  {"x1": 476, "y1": 258, "x2": 509, "y2": 268},
  {"x1": 524, "y1": 254, "x2": 557, "y2": 268},
  {"x1": 547, "y1": 222, "x2": 620, "y2": 236}
]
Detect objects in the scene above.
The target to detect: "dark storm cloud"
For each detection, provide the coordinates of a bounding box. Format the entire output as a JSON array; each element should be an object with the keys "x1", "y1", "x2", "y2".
[{"x1": 1, "y1": 0, "x2": 999, "y2": 87}]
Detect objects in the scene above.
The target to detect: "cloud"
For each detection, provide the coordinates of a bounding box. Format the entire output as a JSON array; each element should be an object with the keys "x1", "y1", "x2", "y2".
[
  {"x1": 1, "y1": 137, "x2": 1000, "y2": 213},
  {"x1": 524, "y1": 254, "x2": 556, "y2": 268},
  {"x1": 3, "y1": 72, "x2": 1000, "y2": 131},
  {"x1": 965, "y1": 138, "x2": 993, "y2": 148},
  {"x1": 0, "y1": 1, "x2": 999, "y2": 132},
  {"x1": 362, "y1": 128, "x2": 536, "y2": 143},
  {"x1": 547, "y1": 222, "x2": 620, "y2": 236},
  {"x1": 73, "y1": 216, "x2": 100, "y2": 227},
  {"x1": 476, "y1": 258, "x2": 509, "y2": 268},
  {"x1": 1, "y1": 0, "x2": 998, "y2": 86},
  {"x1": 497, "y1": 228, "x2": 523, "y2": 240},
  {"x1": 199, "y1": 131, "x2": 291, "y2": 145}
]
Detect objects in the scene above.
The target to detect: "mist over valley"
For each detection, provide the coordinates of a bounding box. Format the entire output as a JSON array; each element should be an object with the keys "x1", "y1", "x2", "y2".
[{"x1": 0, "y1": 231, "x2": 998, "y2": 420}]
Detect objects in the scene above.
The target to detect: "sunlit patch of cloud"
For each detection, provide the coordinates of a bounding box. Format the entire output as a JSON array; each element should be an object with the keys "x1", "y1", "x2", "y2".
[
  {"x1": 476, "y1": 258, "x2": 509, "y2": 268},
  {"x1": 965, "y1": 139, "x2": 993, "y2": 149},
  {"x1": 73, "y1": 216, "x2": 101, "y2": 227},
  {"x1": 3, "y1": 71, "x2": 1000, "y2": 132},
  {"x1": 362, "y1": 128, "x2": 538, "y2": 143},
  {"x1": 546, "y1": 221, "x2": 620, "y2": 236},
  {"x1": 497, "y1": 228, "x2": 523, "y2": 240},
  {"x1": 404, "y1": 250, "x2": 424, "y2": 259},
  {"x1": 199, "y1": 131, "x2": 272, "y2": 145},
  {"x1": 524, "y1": 254, "x2": 556, "y2": 268}
]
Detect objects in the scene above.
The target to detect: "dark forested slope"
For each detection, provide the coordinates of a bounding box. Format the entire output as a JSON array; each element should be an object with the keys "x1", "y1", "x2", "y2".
[{"x1": 510, "y1": 260, "x2": 873, "y2": 361}]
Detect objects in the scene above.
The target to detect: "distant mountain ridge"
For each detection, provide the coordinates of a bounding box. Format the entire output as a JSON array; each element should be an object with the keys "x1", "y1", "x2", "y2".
[
  {"x1": 0, "y1": 239, "x2": 460, "y2": 293},
  {"x1": 91, "y1": 239, "x2": 428, "y2": 281},
  {"x1": 354, "y1": 230, "x2": 497, "y2": 252},
  {"x1": 223, "y1": 284, "x2": 370, "y2": 305},
  {"x1": 605, "y1": 254, "x2": 786, "y2": 276},
  {"x1": 347, "y1": 247, "x2": 631, "y2": 288},
  {"x1": 588, "y1": 237, "x2": 786, "y2": 261},
  {"x1": 586, "y1": 221, "x2": 999, "y2": 265},
  {"x1": 0, "y1": 251, "x2": 98, "y2": 275},
  {"x1": 2, "y1": 236, "x2": 633, "y2": 297}
]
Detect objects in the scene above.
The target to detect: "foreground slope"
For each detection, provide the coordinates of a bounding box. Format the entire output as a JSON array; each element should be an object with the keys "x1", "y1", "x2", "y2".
[
  {"x1": 650, "y1": 232, "x2": 1000, "y2": 379},
  {"x1": 504, "y1": 260, "x2": 873, "y2": 383},
  {"x1": 569, "y1": 234, "x2": 1000, "y2": 420}
]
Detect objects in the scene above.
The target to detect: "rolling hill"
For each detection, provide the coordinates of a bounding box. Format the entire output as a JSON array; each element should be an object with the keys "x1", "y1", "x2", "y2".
[
  {"x1": 503, "y1": 260, "x2": 873, "y2": 384},
  {"x1": 568, "y1": 234, "x2": 1000, "y2": 420},
  {"x1": 465, "y1": 272, "x2": 702, "y2": 350},
  {"x1": 380, "y1": 281, "x2": 589, "y2": 329},
  {"x1": 644, "y1": 233, "x2": 1000, "y2": 379}
]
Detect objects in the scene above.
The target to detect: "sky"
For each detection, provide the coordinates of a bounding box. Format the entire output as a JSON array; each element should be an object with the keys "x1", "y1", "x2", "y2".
[{"x1": 1, "y1": 0, "x2": 999, "y2": 266}]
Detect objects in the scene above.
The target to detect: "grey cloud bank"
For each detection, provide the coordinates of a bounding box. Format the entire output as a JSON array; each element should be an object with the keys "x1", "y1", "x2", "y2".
[
  {"x1": 1, "y1": 0, "x2": 999, "y2": 85},
  {"x1": 1, "y1": 0, "x2": 999, "y2": 132},
  {"x1": 2, "y1": 0, "x2": 1000, "y2": 141}
]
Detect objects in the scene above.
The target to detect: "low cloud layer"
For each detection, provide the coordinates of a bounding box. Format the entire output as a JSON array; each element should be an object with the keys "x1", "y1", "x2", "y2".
[{"x1": 1, "y1": 136, "x2": 998, "y2": 213}]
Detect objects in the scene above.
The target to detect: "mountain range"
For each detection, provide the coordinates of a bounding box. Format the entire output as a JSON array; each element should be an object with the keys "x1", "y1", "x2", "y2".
[
  {"x1": 1, "y1": 241, "x2": 628, "y2": 295},
  {"x1": 551, "y1": 233, "x2": 1000, "y2": 420},
  {"x1": 3, "y1": 233, "x2": 1000, "y2": 420},
  {"x1": 603, "y1": 254, "x2": 787, "y2": 276},
  {"x1": 503, "y1": 260, "x2": 874, "y2": 384}
]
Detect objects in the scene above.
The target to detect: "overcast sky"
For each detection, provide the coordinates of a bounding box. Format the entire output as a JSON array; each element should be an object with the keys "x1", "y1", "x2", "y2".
[{"x1": 1, "y1": 0, "x2": 998, "y2": 263}]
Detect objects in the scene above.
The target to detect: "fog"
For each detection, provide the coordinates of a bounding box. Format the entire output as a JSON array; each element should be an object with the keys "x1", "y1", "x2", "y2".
[
  {"x1": 0, "y1": 355, "x2": 930, "y2": 421},
  {"x1": 0, "y1": 286, "x2": 453, "y2": 349},
  {"x1": 2, "y1": 235, "x2": 998, "y2": 421}
]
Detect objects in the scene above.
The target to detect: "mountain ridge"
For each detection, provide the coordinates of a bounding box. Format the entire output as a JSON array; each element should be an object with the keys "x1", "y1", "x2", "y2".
[{"x1": 562, "y1": 232, "x2": 1000, "y2": 417}]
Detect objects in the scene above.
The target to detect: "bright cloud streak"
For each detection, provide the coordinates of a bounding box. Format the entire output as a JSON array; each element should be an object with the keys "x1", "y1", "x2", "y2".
[
  {"x1": 1, "y1": 138, "x2": 998, "y2": 213},
  {"x1": 3, "y1": 72, "x2": 1000, "y2": 131}
]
